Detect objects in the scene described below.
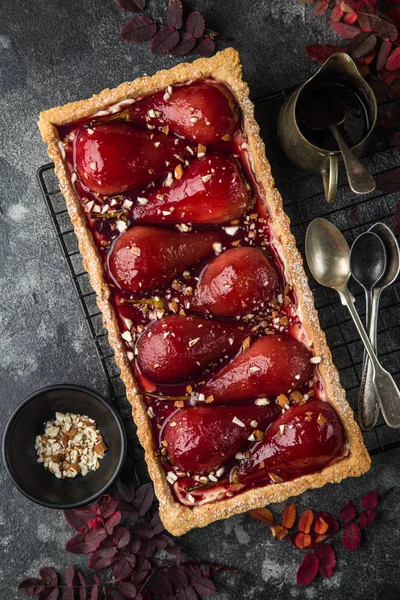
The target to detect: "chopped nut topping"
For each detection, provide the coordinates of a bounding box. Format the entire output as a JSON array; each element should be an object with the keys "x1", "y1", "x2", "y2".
[
  {"x1": 279, "y1": 424, "x2": 285, "y2": 435},
  {"x1": 137, "y1": 197, "x2": 148, "y2": 205},
  {"x1": 174, "y1": 164, "x2": 183, "y2": 180},
  {"x1": 249, "y1": 366, "x2": 260, "y2": 373},
  {"x1": 222, "y1": 134, "x2": 232, "y2": 141},
  {"x1": 277, "y1": 394, "x2": 289, "y2": 408},
  {"x1": 255, "y1": 398, "x2": 269, "y2": 406},
  {"x1": 305, "y1": 411, "x2": 313, "y2": 422},
  {"x1": 35, "y1": 412, "x2": 106, "y2": 479},
  {"x1": 253, "y1": 430, "x2": 264, "y2": 441},
  {"x1": 310, "y1": 356, "x2": 322, "y2": 364},
  {"x1": 269, "y1": 472, "x2": 284, "y2": 483},
  {"x1": 205, "y1": 395, "x2": 214, "y2": 404},
  {"x1": 290, "y1": 391, "x2": 303, "y2": 404},
  {"x1": 317, "y1": 413, "x2": 327, "y2": 426},
  {"x1": 188, "y1": 337, "x2": 200, "y2": 347},
  {"x1": 197, "y1": 143, "x2": 207, "y2": 157},
  {"x1": 174, "y1": 400, "x2": 185, "y2": 408},
  {"x1": 232, "y1": 416, "x2": 245, "y2": 427},
  {"x1": 242, "y1": 336, "x2": 251, "y2": 350}
]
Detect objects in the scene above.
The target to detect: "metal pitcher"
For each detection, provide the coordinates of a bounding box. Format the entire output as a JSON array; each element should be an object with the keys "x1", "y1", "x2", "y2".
[{"x1": 277, "y1": 53, "x2": 377, "y2": 203}]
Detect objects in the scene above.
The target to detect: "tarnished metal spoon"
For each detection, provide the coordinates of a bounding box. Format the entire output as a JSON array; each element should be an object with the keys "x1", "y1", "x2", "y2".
[
  {"x1": 352, "y1": 224, "x2": 400, "y2": 430},
  {"x1": 305, "y1": 218, "x2": 400, "y2": 428},
  {"x1": 350, "y1": 232, "x2": 387, "y2": 429},
  {"x1": 299, "y1": 96, "x2": 375, "y2": 195}
]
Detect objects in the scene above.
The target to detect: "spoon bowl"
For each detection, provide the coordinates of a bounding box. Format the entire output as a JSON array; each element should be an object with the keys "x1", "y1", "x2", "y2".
[
  {"x1": 369, "y1": 223, "x2": 400, "y2": 289},
  {"x1": 305, "y1": 218, "x2": 351, "y2": 291},
  {"x1": 350, "y1": 232, "x2": 387, "y2": 290}
]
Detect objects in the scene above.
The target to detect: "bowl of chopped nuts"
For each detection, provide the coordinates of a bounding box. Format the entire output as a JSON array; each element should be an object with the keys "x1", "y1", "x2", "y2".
[{"x1": 2, "y1": 385, "x2": 127, "y2": 508}]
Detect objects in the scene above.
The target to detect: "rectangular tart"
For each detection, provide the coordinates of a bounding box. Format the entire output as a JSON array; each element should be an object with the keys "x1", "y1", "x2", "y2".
[{"x1": 38, "y1": 48, "x2": 370, "y2": 536}]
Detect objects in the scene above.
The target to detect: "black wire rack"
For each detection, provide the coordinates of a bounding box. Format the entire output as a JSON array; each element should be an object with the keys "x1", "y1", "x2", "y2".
[{"x1": 37, "y1": 88, "x2": 400, "y2": 458}]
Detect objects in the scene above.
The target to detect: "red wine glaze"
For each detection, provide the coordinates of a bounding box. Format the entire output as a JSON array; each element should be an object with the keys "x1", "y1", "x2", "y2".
[{"x1": 57, "y1": 80, "x2": 348, "y2": 507}]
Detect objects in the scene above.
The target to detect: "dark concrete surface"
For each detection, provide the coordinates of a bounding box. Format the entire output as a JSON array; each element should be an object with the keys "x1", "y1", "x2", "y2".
[{"x1": 1, "y1": 1, "x2": 399, "y2": 598}]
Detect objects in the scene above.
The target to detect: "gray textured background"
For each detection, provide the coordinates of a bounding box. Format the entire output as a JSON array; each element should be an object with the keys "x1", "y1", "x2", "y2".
[{"x1": 1, "y1": 1, "x2": 399, "y2": 599}]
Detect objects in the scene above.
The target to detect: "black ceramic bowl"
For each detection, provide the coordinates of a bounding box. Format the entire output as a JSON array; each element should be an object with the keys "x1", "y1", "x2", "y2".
[{"x1": 2, "y1": 385, "x2": 127, "y2": 508}]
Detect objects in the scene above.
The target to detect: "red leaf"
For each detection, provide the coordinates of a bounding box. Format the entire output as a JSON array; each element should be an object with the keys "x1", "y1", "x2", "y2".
[
  {"x1": 359, "y1": 509, "x2": 377, "y2": 528},
  {"x1": 314, "y1": 517, "x2": 329, "y2": 535},
  {"x1": 386, "y1": 46, "x2": 400, "y2": 70},
  {"x1": 18, "y1": 579, "x2": 45, "y2": 596},
  {"x1": 116, "y1": 0, "x2": 146, "y2": 12},
  {"x1": 88, "y1": 518, "x2": 103, "y2": 531},
  {"x1": 61, "y1": 589, "x2": 74, "y2": 600},
  {"x1": 294, "y1": 532, "x2": 313, "y2": 548},
  {"x1": 106, "y1": 511, "x2": 122, "y2": 535},
  {"x1": 193, "y1": 576, "x2": 217, "y2": 596},
  {"x1": 77, "y1": 572, "x2": 86, "y2": 600},
  {"x1": 85, "y1": 528, "x2": 108, "y2": 551},
  {"x1": 99, "y1": 495, "x2": 119, "y2": 519},
  {"x1": 168, "y1": 0, "x2": 183, "y2": 30},
  {"x1": 344, "y1": 13, "x2": 358, "y2": 24},
  {"x1": 347, "y1": 31, "x2": 377, "y2": 58},
  {"x1": 329, "y1": 20, "x2": 361, "y2": 38},
  {"x1": 39, "y1": 567, "x2": 58, "y2": 588},
  {"x1": 65, "y1": 532, "x2": 92, "y2": 554},
  {"x1": 340, "y1": 499, "x2": 356, "y2": 522},
  {"x1": 196, "y1": 38, "x2": 216, "y2": 57},
  {"x1": 113, "y1": 554, "x2": 137, "y2": 580},
  {"x1": 170, "y1": 32, "x2": 196, "y2": 56},
  {"x1": 282, "y1": 502, "x2": 297, "y2": 529},
  {"x1": 298, "y1": 510, "x2": 314, "y2": 533},
  {"x1": 64, "y1": 507, "x2": 96, "y2": 532},
  {"x1": 118, "y1": 582, "x2": 137, "y2": 598},
  {"x1": 120, "y1": 15, "x2": 157, "y2": 43},
  {"x1": 316, "y1": 543, "x2": 336, "y2": 577},
  {"x1": 296, "y1": 553, "x2": 319, "y2": 586},
  {"x1": 167, "y1": 566, "x2": 189, "y2": 588},
  {"x1": 331, "y1": 6, "x2": 344, "y2": 21},
  {"x1": 314, "y1": 511, "x2": 339, "y2": 535},
  {"x1": 40, "y1": 589, "x2": 59, "y2": 600},
  {"x1": 376, "y1": 169, "x2": 400, "y2": 193},
  {"x1": 89, "y1": 551, "x2": 117, "y2": 570},
  {"x1": 377, "y1": 40, "x2": 392, "y2": 70},
  {"x1": 305, "y1": 44, "x2": 345, "y2": 63},
  {"x1": 248, "y1": 507, "x2": 274, "y2": 525},
  {"x1": 343, "y1": 521, "x2": 362, "y2": 550},
  {"x1": 314, "y1": 0, "x2": 329, "y2": 16},
  {"x1": 116, "y1": 477, "x2": 136, "y2": 503},
  {"x1": 151, "y1": 27, "x2": 180, "y2": 54},
  {"x1": 114, "y1": 527, "x2": 131, "y2": 548},
  {"x1": 374, "y1": 15, "x2": 398, "y2": 41},
  {"x1": 65, "y1": 565, "x2": 74, "y2": 587},
  {"x1": 186, "y1": 11, "x2": 205, "y2": 38},
  {"x1": 90, "y1": 586, "x2": 99, "y2": 600},
  {"x1": 132, "y1": 483, "x2": 154, "y2": 516},
  {"x1": 362, "y1": 490, "x2": 379, "y2": 510}
]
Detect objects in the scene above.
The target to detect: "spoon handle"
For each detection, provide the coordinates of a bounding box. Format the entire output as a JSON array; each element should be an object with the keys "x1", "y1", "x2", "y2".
[
  {"x1": 329, "y1": 126, "x2": 375, "y2": 195},
  {"x1": 338, "y1": 287, "x2": 400, "y2": 428},
  {"x1": 358, "y1": 289, "x2": 380, "y2": 430}
]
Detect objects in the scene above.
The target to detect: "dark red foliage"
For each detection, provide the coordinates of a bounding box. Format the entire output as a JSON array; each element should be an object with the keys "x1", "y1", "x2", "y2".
[
  {"x1": 18, "y1": 579, "x2": 45, "y2": 596},
  {"x1": 170, "y1": 32, "x2": 196, "y2": 56},
  {"x1": 186, "y1": 11, "x2": 205, "y2": 38},
  {"x1": 313, "y1": 511, "x2": 339, "y2": 535},
  {"x1": 360, "y1": 509, "x2": 377, "y2": 528},
  {"x1": 196, "y1": 37, "x2": 216, "y2": 57},
  {"x1": 316, "y1": 544, "x2": 336, "y2": 578},
  {"x1": 120, "y1": 15, "x2": 157, "y2": 43},
  {"x1": 362, "y1": 490, "x2": 379, "y2": 510},
  {"x1": 296, "y1": 553, "x2": 320, "y2": 586},
  {"x1": 132, "y1": 482, "x2": 154, "y2": 516},
  {"x1": 117, "y1": 582, "x2": 137, "y2": 598},
  {"x1": 150, "y1": 26, "x2": 180, "y2": 53},
  {"x1": 64, "y1": 507, "x2": 97, "y2": 532},
  {"x1": 377, "y1": 39, "x2": 392, "y2": 70},
  {"x1": 168, "y1": 0, "x2": 183, "y2": 29},
  {"x1": 105, "y1": 512, "x2": 122, "y2": 535},
  {"x1": 305, "y1": 43, "x2": 345, "y2": 63},
  {"x1": 329, "y1": 20, "x2": 361, "y2": 37},
  {"x1": 116, "y1": 0, "x2": 146, "y2": 12},
  {"x1": 340, "y1": 499, "x2": 357, "y2": 522},
  {"x1": 343, "y1": 521, "x2": 362, "y2": 550},
  {"x1": 386, "y1": 46, "x2": 400, "y2": 70},
  {"x1": 39, "y1": 568, "x2": 57, "y2": 589}
]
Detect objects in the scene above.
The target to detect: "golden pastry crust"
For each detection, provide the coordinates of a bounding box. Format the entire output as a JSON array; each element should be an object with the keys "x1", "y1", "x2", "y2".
[{"x1": 38, "y1": 48, "x2": 370, "y2": 536}]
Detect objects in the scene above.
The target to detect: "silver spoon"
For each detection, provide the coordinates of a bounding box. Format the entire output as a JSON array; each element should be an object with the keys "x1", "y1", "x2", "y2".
[
  {"x1": 352, "y1": 224, "x2": 400, "y2": 430},
  {"x1": 305, "y1": 218, "x2": 400, "y2": 428},
  {"x1": 299, "y1": 97, "x2": 375, "y2": 196},
  {"x1": 350, "y1": 232, "x2": 387, "y2": 429}
]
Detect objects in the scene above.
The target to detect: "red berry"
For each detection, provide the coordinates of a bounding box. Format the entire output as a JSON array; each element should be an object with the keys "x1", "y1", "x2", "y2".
[
  {"x1": 127, "y1": 82, "x2": 239, "y2": 145},
  {"x1": 194, "y1": 247, "x2": 280, "y2": 317},
  {"x1": 137, "y1": 315, "x2": 250, "y2": 383},
  {"x1": 108, "y1": 226, "x2": 221, "y2": 293},
  {"x1": 200, "y1": 334, "x2": 313, "y2": 404}
]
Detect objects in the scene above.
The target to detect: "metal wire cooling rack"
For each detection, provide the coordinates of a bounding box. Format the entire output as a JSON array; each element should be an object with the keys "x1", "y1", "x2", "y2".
[{"x1": 37, "y1": 87, "x2": 400, "y2": 457}]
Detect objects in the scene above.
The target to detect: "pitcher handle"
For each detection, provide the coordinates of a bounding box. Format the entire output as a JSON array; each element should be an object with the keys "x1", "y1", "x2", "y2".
[{"x1": 321, "y1": 155, "x2": 338, "y2": 203}]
